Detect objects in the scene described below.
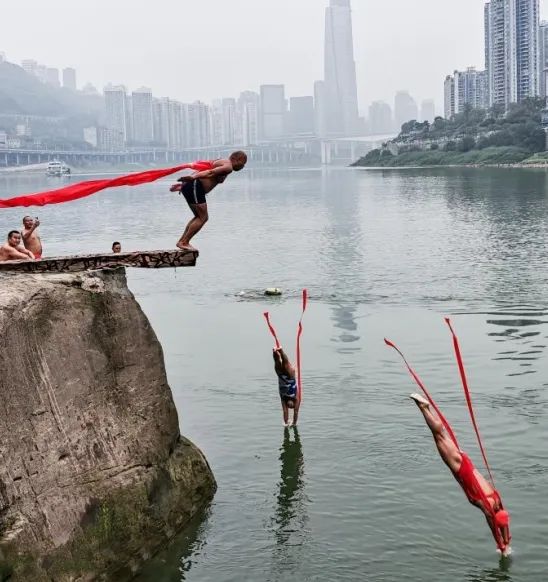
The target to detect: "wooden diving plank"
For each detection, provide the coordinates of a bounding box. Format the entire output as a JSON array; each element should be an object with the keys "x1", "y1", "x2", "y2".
[{"x1": 0, "y1": 249, "x2": 198, "y2": 273}]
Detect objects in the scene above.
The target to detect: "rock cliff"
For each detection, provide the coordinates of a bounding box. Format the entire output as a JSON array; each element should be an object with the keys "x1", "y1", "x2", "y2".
[{"x1": 0, "y1": 269, "x2": 216, "y2": 581}]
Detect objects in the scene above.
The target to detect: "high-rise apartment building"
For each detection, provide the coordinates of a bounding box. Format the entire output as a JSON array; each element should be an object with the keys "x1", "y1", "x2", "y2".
[
  {"x1": 260, "y1": 85, "x2": 286, "y2": 140},
  {"x1": 186, "y1": 101, "x2": 211, "y2": 148},
  {"x1": 21, "y1": 60, "x2": 37, "y2": 76},
  {"x1": 444, "y1": 75, "x2": 456, "y2": 119},
  {"x1": 445, "y1": 68, "x2": 488, "y2": 118},
  {"x1": 324, "y1": 0, "x2": 360, "y2": 136},
  {"x1": 540, "y1": 21, "x2": 548, "y2": 96},
  {"x1": 394, "y1": 91, "x2": 418, "y2": 130},
  {"x1": 132, "y1": 88, "x2": 154, "y2": 144},
  {"x1": 239, "y1": 91, "x2": 260, "y2": 146},
  {"x1": 485, "y1": 0, "x2": 540, "y2": 108},
  {"x1": 62, "y1": 67, "x2": 77, "y2": 91},
  {"x1": 45, "y1": 68, "x2": 60, "y2": 88},
  {"x1": 368, "y1": 101, "x2": 393, "y2": 134},
  {"x1": 104, "y1": 85, "x2": 128, "y2": 143}
]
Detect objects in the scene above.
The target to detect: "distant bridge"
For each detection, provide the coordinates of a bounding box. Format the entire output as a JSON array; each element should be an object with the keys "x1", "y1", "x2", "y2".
[{"x1": 0, "y1": 144, "x2": 320, "y2": 168}]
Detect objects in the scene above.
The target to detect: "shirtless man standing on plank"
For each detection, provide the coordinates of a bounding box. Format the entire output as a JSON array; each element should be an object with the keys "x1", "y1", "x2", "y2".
[
  {"x1": 0, "y1": 231, "x2": 35, "y2": 262},
  {"x1": 170, "y1": 151, "x2": 247, "y2": 251}
]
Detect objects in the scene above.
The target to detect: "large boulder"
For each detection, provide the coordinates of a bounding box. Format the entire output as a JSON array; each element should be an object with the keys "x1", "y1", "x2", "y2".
[{"x1": 0, "y1": 269, "x2": 216, "y2": 580}]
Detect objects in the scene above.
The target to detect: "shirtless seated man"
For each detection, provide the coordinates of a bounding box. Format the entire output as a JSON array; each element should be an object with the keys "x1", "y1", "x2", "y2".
[
  {"x1": 22, "y1": 216, "x2": 43, "y2": 259},
  {"x1": 0, "y1": 231, "x2": 35, "y2": 262},
  {"x1": 273, "y1": 347, "x2": 301, "y2": 427},
  {"x1": 169, "y1": 151, "x2": 247, "y2": 251},
  {"x1": 410, "y1": 393, "x2": 511, "y2": 556}
]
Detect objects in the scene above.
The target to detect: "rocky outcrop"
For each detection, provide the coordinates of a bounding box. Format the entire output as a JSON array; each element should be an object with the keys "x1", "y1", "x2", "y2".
[{"x1": 0, "y1": 269, "x2": 216, "y2": 581}]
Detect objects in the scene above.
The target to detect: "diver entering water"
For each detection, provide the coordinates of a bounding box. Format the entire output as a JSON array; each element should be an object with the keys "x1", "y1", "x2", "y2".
[
  {"x1": 273, "y1": 347, "x2": 301, "y2": 427},
  {"x1": 410, "y1": 393, "x2": 511, "y2": 555}
]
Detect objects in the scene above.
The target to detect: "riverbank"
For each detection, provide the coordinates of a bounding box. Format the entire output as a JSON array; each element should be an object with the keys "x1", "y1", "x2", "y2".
[{"x1": 351, "y1": 146, "x2": 548, "y2": 169}]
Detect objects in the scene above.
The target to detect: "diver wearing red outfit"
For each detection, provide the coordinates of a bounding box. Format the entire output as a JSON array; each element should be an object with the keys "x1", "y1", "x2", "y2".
[{"x1": 410, "y1": 393, "x2": 511, "y2": 555}]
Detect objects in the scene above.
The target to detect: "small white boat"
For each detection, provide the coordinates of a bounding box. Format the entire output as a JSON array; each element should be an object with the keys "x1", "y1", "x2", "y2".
[{"x1": 46, "y1": 160, "x2": 71, "y2": 177}]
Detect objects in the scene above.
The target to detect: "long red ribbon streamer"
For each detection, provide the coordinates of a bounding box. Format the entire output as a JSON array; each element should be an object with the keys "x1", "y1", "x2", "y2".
[
  {"x1": 445, "y1": 318, "x2": 496, "y2": 486},
  {"x1": 296, "y1": 289, "x2": 308, "y2": 401},
  {"x1": 0, "y1": 161, "x2": 214, "y2": 208},
  {"x1": 384, "y1": 339, "x2": 460, "y2": 448},
  {"x1": 263, "y1": 312, "x2": 281, "y2": 349}
]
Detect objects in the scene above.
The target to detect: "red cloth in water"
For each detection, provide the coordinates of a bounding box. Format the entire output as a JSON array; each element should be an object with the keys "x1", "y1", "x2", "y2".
[{"x1": 0, "y1": 161, "x2": 214, "y2": 209}]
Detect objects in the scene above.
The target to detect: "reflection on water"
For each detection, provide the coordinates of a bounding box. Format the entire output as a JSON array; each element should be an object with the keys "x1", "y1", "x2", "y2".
[
  {"x1": 467, "y1": 562, "x2": 513, "y2": 582},
  {"x1": 270, "y1": 427, "x2": 309, "y2": 577}
]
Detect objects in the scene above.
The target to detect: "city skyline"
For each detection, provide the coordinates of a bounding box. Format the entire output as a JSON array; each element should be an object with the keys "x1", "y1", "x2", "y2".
[{"x1": 5, "y1": 0, "x2": 548, "y2": 114}]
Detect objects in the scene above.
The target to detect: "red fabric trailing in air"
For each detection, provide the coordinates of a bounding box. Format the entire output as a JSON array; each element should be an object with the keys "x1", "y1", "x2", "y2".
[
  {"x1": 263, "y1": 312, "x2": 281, "y2": 349},
  {"x1": 0, "y1": 161, "x2": 215, "y2": 208},
  {"x1": 384, "y1": 339, "x2": 459, "y2": 447},
  {"x1": 445, "y1": 318, "x2": 496, "y2": 486},
  {"x1": 296, "y1": 289, "x2": 308, "y2": 401}
]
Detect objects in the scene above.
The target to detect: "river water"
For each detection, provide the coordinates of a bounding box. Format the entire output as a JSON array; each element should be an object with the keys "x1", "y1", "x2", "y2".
[{"x1": 1, "y1": 167, "x2": 547, "y2": 581}]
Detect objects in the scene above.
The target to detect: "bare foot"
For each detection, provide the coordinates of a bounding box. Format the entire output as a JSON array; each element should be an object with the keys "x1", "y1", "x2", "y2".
[
  {"x1": 176, "y1": 242, "x2": 198, "y2": 252},
  {"x1": 170, "y1": 183, "x2": 182, "y2": 193},
  {"x1": 409, "y1": 393, "x2": 430, "y2": 408}
]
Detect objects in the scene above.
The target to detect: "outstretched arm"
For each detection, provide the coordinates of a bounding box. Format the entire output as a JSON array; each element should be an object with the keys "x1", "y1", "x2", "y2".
[
  {"x1": 182, "y1": 161, "x2": 233, "y2": 182},
  {"x1": 22, "y1": 221, "x2": 39, "y2": 241}
]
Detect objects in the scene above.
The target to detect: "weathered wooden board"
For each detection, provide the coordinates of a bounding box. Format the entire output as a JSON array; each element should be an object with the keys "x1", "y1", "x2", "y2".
[{"x1": 0, "y1": 249, "x2": 198, "y2": 273}]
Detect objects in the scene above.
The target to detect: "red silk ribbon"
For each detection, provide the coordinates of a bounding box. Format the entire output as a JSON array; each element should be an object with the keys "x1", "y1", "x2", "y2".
[
  {"x1": 296, "y1": 289, "x2": 308, "y2": 401},
  {"x1": 445, "y1": 318, "x2": 496, "y2": 487},
  {"x1": 384, "y1": 338, "x2": 460, "y2": 448},
  {"x1": 0, "y1": 161, "x2": 214, "y2": 208}
]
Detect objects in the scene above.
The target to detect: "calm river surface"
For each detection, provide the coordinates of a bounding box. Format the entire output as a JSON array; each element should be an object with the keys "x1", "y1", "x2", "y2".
[{"x1": 1, "y1": 167, "x2": 547, "y2": 581}]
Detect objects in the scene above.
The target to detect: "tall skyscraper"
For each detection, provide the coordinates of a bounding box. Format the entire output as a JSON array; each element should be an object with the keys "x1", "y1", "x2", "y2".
[
  {"x1": 62, "y1": 68, "x2": 77, "y2": 91},
  {"x1": 314, "y1": 80, "x2": 328, "y2": 137},
  {"x1": 324, "y1": 0, "x2": 360, "y2": 136},
  {"x1": 394, "y1": 91, "x2": 418, "y2": 130},
  {"x1": 289, "y1": 96, "x2": 315, "y2": 136},
  {"x1": 485, "y1": 0, "x2": 540, "y2": 108},
  {"x1": 104, "y1": 85, "x2": 128, "y2": 143},
  {"x1": 368, "y1": 101, "x2": 393, "y2": 134},
  {"x1": 260, "y1": 85, "x2": 286, "y2": 140},
  {"x1": 132, "y1": 88, "x2": 154, "y2": 144},
  {"x1": 420, "y1": 100, "x2": 436, "y2": 123}
]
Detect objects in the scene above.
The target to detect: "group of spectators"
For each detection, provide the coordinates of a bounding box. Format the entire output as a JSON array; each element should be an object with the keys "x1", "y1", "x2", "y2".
[{"x1": 0, "y1": 216, "x2": 123, "y2": 262}]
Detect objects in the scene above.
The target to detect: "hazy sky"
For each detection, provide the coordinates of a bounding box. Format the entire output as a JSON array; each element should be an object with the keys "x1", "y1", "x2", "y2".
[{"x1": 3, "y1": 0, "x2": 548, "y2": 114}]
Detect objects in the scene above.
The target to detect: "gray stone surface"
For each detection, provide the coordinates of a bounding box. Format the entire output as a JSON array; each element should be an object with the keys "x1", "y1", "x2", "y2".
[{"x1": 0, "y1": 270, "x2": 216, "y2": 581}]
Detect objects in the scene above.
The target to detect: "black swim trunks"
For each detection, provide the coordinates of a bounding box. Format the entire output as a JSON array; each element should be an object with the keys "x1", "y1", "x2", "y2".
[{"x1": 181, "y1": 179, "x2": 207, "y2": 205}]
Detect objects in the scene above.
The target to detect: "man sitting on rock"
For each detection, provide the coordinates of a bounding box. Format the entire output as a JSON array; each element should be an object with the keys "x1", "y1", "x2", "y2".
[
  {"x1": 22, "y1": 216, "x2": 43, "y2": 259},
  {"x1": 0, "y1": 230, "x2": 35, "y2": 262}
]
